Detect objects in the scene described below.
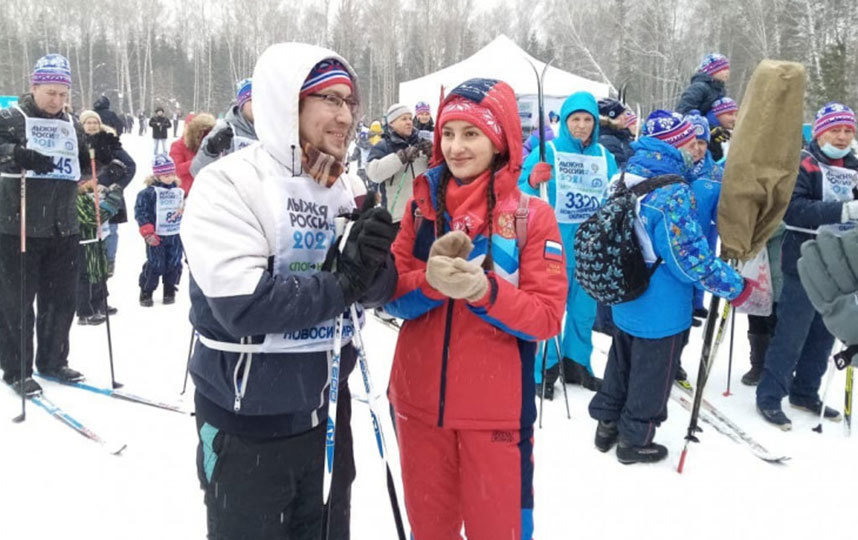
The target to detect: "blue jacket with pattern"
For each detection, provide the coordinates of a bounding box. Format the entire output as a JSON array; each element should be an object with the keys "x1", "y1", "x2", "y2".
[{"x1": 612, "y1": 137, "x2": 744, "y2": 338}]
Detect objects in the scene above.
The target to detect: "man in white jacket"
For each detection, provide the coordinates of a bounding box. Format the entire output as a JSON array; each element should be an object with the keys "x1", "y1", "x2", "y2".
[{"x1": 181, "y1": 43, "x2": 397, "y2": 539}]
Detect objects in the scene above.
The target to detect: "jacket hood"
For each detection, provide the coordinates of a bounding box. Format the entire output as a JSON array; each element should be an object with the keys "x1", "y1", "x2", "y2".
[
  {"x1": 94, "y1": 95, "x2": 110, "y2": 110},
  {"x1": 183, "y1": 113, "x2": 216, "y2": 152},
  {"x1": 252, "y1": 42, "x2": 360, "y2": 171},
  {"x1": 223, "y1": 103, "x2": 257, "y2": 139},
  {"x1": 626, "y1": 136, "x2": 690, "y2": 179},
  {"x1": 430, "y1": 78, "x2": 523, "y2": 176},
  {"x1": 557, "y1": 91, "x2": 600, "y2": 152}
]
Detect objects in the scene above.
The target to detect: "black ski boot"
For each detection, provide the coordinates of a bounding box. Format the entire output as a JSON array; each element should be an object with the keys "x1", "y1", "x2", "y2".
[
  {"x1": 616, "y1": 439, "x2": 668, "y2": 464},
  {"x1": 163, "y1": 288, "x2": 176, "y2": 305},
  {"x1": 140, "y1": 290, "x2": 154, "y2": 307},
  {"x1": 757, "y1": 405, "x2": 792, "y2": 431},
  {"x1": 40, "y1": 366, "x2": 85, "y2": 383},
  {"x1": 564, "y1": 359, "x2": 602, "y2": 391},
  {"x1": 539, "y1": 364, "x2": 560, "y2": 400},
  {"x1": 78, "y1": 313, "x2": 107, "y2": 326},
  {"x1": 789, "y1": 395, "x2": 842, "y2": 422},
  {"x1": 741, "y1": 333, "x2": 769, "y2": 386},
  {"x1": 594, "y1": 420, "x2": 619, "y2": 452},
  {"x1": 5, "y1": 376, "x2": 42, "y2": 397}
]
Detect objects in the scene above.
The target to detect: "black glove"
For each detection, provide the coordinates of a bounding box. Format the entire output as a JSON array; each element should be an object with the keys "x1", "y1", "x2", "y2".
[
  {"x1": 711, "y1": 126, "x2": 731, "y2": 144},
  {"x1": 416, "y1": 138, "x2": 433, "y2": 158},
  {"x1": 13, "y1": 145, "x2": 55, "y2": 174},
  {"x1": 334, "y1": 207, "x2": 397, "y2": 305},
  {"x1": 396, "y1": 145, "x2": 420, "y2": 164},
  {"x1": 206, "y1": 126, "x2": 234, "y2": 155},
  {"x1": 106, "y1": 159, "x2": 127, "y2": 179}
]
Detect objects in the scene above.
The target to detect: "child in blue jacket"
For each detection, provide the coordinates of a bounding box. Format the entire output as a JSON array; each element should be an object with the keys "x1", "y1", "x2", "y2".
[{"x1": 135, "y1": 154, "x2": 184, "y2": 306}]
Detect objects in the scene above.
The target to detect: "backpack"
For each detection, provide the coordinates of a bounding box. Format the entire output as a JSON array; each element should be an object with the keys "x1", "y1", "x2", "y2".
[{"x1": 574, "y1": 173, "x2": 684, "y2": 305}]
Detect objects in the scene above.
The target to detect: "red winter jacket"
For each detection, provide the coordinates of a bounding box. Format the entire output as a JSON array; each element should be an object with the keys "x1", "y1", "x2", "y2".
[
  {"x1": 170, "y1": 114, "x2": 199, "y2": 196},
  {"x1": 385, "y1": 80, "x2": 568, "y2": 431}
]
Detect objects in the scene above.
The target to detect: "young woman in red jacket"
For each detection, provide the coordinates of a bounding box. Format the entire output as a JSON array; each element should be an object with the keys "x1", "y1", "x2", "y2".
[{"x1": 384, "y1": 78, "x2": 567, "y2": 540}]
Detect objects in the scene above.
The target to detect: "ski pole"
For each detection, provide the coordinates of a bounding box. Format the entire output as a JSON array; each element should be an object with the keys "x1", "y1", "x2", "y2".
[
  {"x1": 13, "y1": 169, "x2": 27, "y2": 423},
  {"x1": 322, "y1": 220, "x2": 355, "y2": 539},
  {"x1": 181, "y1": 327, "x2": 196, "y2": 395},
  {"x1": 538, "y1": 341, "x2": 548, "y2": 428},
  {"x1": 845, "y1": 365, "x2": 853, "y2": 437},
  {"x1": 723, "y1": 308, "x2": 736, "y2": 397},
  {"x1": 89, "y1": 148, "x2": 121, "y2": 389},
  {"x1": 349, "y1": 304, "x2": 407, "y2": 540},
  {"x1": 388, "y1": 162, "x2": 415, "y2": 218},
  {"x1": 812, "y1": 357, "x2": 837, "y2": 434},
  {"x1": 553, "y1": 336, "x2": 571, "y2": 419}
]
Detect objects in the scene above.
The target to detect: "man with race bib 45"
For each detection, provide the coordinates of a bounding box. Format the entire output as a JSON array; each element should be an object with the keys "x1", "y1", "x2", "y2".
[
  {"x1": 519, "y1": 91, "x2": 618, "y2": 395},
  {"x1": 0, "y1": 54, "x2": 92, "y2": 395}
]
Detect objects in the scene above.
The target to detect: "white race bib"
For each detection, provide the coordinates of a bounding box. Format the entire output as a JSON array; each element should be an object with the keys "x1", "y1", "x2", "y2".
[
  {"x1": 553, "y1": 146, "x2": 608, "y2": 224},
  {"x1": 819, "y1": 163, "x2": 857, "y2": 236},
  {"x1": 259, "y1": 174, "x2": 361, "y2": 353},
  {"x1": 154, "y1": 186, "x2": 184, "y2": 236},
  {"x1": 17, "y1": 106, "x2": 80, "y2": 181}
]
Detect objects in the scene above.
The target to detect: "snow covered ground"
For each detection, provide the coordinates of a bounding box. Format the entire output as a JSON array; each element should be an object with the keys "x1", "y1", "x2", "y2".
[{"x1": 1, "y1": 131, "x2": 856, "y2": 540}]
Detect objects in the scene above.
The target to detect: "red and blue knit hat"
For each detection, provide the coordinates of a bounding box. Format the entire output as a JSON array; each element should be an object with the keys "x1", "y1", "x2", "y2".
[
  {"x1": 152, "y1": 153, "x2": 176, "y2": 176},
  {"x1": 31, "y1": 54, "x2": 72, "y2": 88},
  {"x1": 300, "y1": 59, "x2": 353, "y2": 99},
  {"x1": 236, "y1": 78, "x2": 252, "y2": 108},
  {"x1": 698, "y1": 53, "x2": 730, "y2": 77},
  {"x1": 643, "y1": 110, "x2": 696, "y2": 148},
  {"x1": 812, "y1": 102, "x2": 856, "y2": 139},
  {"x1": 711, "y1": 97, "x2": 738, "y2": 117},
  {"x1": 438, "y1": 95, "x2": 507, "y2": 153}
]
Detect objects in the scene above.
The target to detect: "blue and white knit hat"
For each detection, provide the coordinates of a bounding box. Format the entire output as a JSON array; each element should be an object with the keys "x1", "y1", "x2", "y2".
[
  {"x1": 812, "y1": 102, "x2": 856, "y2": 139},
  {"x1": 152, "y1": 153, "x2": 176, "y2": 176},
  {"x1": 31, "y1": 54, "x2": 72, "y2": 87},
  {"x1": 643, "y1": 110, "x2": 696, "y2": 148},
  {"x1": 236, "y1": 78, "x2": 252, "y2": 108},
  {"x1": 698, "y1": 53, "x2": 729, "y2": 77},
  {"x1": 685, "y1": 110, "x2": 711, "y2": 142}
]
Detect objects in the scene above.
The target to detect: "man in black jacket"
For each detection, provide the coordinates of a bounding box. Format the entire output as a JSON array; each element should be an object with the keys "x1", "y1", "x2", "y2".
[
  {"x1": 149, "y1": 107, "x2": 171, "y2": 155},
  {"x1": 0, "y1": 54, "x2": 91, "y2": 395},
  {"x1": 93, "y1": 95, "x2": 124, "y2": 135},
  {"x1": 676, "y1": 53, "x2": 730, "y2": 116}
]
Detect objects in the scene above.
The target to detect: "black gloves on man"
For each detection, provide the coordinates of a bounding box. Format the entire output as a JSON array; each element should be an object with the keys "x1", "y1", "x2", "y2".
[
  {"x1": 13, "y1": 145, "x2": 55, "y2": 174},
  {"x1": 206, "y1": 125, "x2": 234, "y2": 155},
  {"x1": 334, "y1": 207, "x2": 397, "y2": 306}
]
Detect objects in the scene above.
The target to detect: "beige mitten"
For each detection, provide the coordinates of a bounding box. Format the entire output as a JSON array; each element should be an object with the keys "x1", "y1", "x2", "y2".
[
  {"x1": 426, "y1": 256, "x2": 488, "y2": 301},
  {"x1": 429, "y1": 231, "x2": 473, "y2": 260}
]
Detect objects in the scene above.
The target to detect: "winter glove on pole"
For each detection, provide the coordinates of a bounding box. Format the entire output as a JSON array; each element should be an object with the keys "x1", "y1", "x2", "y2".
[
  {"x1": 798, "y1": 229, "x2": 858, "y2": 347},
  {"x1": 335, "y1": 207, "x2": 396, "y2": 305},
  {"x1": 528, "y1": 162, "x2": 553, "y2": 189},
  {"x1": 139, "y1": 224, "x2": 161, "y2": 247},
  {"x1": 206, "y1": 125, "x2": 234, "y2": 155},
  {"x1": 106, "y1": 158, "x2": 127, "y2": 180},
  {"x1": 429, "y1": 231, "x2": 473, "y2": 260},
  {"x1": 13, "y1": 145, "x2": 54, "y2": 174},
  {"x1": 416, "y1": 138, "x2": 433, "y2": 158},
  {"x1": 730, "y1": 278, "x2": 759, "y2": 308},
  {"x1": 426, "y1": 256, "x2": 489, "y2": 302}
]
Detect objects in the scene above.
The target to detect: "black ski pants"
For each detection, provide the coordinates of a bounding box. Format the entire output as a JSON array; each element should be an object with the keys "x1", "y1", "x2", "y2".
[
  {"x1": 0, "y1": 233, "x2": 79, "y2": 382},
  {"x1": 589, "y1": 327, "x2": 688, "y2": 446},
  {"x1": 195, "y1": 386, "x2": 355, "y2": 540}
]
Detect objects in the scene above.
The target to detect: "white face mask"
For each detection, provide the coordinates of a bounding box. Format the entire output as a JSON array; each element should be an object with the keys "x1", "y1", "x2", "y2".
[{"x1": 821, "y1": 142, "x2": 852, "y2": 160}]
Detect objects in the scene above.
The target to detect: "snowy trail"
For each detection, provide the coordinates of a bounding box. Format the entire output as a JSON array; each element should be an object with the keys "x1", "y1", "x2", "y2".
[{"x1": 1, "y1": 132, "x2": 856, "y2": 540}]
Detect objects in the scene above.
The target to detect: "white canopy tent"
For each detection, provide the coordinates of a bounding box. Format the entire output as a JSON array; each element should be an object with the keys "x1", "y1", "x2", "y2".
[{"x1": 398, "y1": 35, "x2": 611, "y2": 131}]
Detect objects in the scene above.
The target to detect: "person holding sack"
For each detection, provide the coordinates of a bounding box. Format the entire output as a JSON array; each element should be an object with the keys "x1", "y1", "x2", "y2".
[
  {"x1": 384, "y1": 78, "x2": 567, "y2": 540},
  {"x1": 586, "y1": 110, "x2": 752, "y2": 464}
]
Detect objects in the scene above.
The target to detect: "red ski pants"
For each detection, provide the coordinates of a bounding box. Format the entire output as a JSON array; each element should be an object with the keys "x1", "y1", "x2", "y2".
[{"x1": 395, "y1": 412, "x2": 534, "y2": 540}]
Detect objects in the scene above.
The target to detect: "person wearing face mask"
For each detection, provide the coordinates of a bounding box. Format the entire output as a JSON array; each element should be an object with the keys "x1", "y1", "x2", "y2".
[
  {"x1": 385, "y1": 77, "x2": 566, "y2": 540},
  {"x1": 755, "y1": 102, "x2": 858, "y2": 430},
  {"x1": 180, "y1": 44, "x2": 397, "y2": 539},
  {"x1": 587, "y1": 110, "x2": 753, "y2": 464},
  {"x1": 519, "y1": 91, "x2": 619, "y2": 396}
]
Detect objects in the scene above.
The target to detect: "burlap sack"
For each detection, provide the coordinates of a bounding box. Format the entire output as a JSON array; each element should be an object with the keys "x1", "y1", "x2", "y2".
[{"x1": 718, "y1": 60, "x2": 806, "y2": 262}]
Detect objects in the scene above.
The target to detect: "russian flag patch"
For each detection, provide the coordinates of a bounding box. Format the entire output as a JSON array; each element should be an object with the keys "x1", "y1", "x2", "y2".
[{"x1": 544, "y1": 240, "x2": 563, "y2": 261}]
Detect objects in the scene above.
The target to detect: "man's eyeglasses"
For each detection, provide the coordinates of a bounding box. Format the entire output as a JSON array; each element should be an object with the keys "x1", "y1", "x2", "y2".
[{"x1": 307, "y1": 93, "x2": 359, "y2": 114}]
